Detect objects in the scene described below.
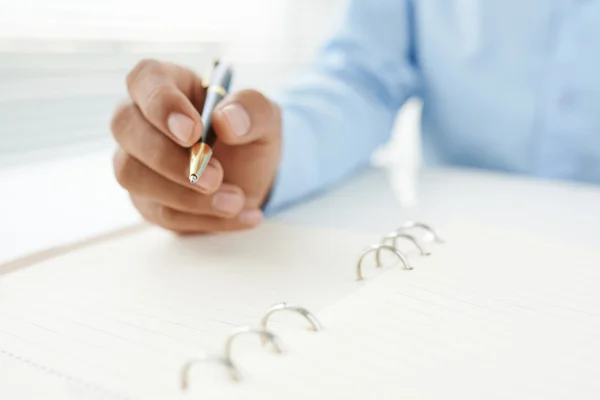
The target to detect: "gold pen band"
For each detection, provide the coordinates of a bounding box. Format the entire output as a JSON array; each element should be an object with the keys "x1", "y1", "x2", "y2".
[
  {"x1": 208, "y1": 85, "x2": 227, "y2": 96},
  {"x1": 189, "y1": 142, "x2": 213, "y2": 183}
]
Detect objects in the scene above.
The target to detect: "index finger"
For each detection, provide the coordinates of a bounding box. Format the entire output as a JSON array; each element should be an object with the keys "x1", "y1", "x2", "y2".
[{"x1": 126, "y1": 59, "x2": 206, "y2": 147}]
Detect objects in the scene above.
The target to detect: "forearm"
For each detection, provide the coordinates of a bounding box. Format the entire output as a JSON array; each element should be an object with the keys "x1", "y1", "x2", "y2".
[
  {"x1": 264, "y1": 0, "x2": 419, "y2": 214},
  {"x1": 264, "y1": 76, "x2": 398, "y2": 213}
]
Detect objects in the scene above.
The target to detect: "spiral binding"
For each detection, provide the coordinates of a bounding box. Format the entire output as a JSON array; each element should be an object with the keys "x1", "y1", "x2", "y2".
[
  {"x1": 180, "y1": 221, "x2": 443, "y2": 391},
  {"x1": 180, "y1": 303, "x2": 321, "y2": 390},
  {"x1": 381, "y1": 232, "x2": 430, "y2": 256},
  {"x1": 356, "y1": 220, "x2": 443, "y2": 281},
  {"x1": 399, "y1": 221, "x2": 444, "y2": 243}
]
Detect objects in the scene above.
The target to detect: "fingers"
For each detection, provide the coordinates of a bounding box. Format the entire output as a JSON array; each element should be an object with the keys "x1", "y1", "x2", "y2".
[
  {"x1": 211, "y1": 89, "x2": 281, "y2": 146},
  {"x1": 110, "y1": 102, "x2": 222, "y2": 194},
  {"x1": 114, "y1": 59, "x2": 274, "y2": 234},
  {"x1": 126, "y1": 59, "x2": 206, "y2": 147},
  {"x1": 131, "y1": 196, "x2": 263, "y2": 233},
  {"x1": 113, "y1": 150, "x2": 245, "y2": 218}
]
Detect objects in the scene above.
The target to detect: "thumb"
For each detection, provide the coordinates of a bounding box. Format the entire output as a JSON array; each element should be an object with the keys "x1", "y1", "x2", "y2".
[{"x1": 211, "y1": 89, "x2": 279, "y2": 145}]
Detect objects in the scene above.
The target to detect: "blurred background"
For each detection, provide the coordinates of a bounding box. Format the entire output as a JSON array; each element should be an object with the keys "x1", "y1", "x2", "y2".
[
  {"x1": 0, "y1": 0, "x2": 421, "y2": 262},
  {"x1": 0, "y1": 0, "x2": 420, "y2": 169},
  {"x1": 0, "y1": 0, "x2": 332, "y2": 165}
]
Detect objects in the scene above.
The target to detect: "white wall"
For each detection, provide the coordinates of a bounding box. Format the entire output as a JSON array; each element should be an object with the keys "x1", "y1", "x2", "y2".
[{"x1": 0, "y1": 0, "x2": 419, "y2": 169}]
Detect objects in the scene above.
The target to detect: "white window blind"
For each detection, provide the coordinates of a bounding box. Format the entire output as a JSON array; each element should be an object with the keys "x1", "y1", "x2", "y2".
[
  {"x1": 0, "y1": 0, "x2": 341, "y2": 167},
  {"x1": 0, "y1": 40, "x2": 221, "y2": 167}
]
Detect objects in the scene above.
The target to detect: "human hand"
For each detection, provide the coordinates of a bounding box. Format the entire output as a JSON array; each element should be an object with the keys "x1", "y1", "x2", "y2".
[{"x1": 110, "y1": 59, "x2": 282, "y2": 233}]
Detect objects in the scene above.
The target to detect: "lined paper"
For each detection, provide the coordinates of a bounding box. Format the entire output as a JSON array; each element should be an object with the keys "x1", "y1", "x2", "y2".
[
  {"x1": 3, "y1": 219, "x2": 600, "y2": 399},
  {"x1": 0, "y1": 221, "x2": 381, "y2": 399},
  {"x1": 209, "y1": 221, "x2": 600, "y2": 400}
]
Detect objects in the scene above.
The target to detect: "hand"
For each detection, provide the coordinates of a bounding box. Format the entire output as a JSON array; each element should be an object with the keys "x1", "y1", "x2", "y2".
[{"x1": 110, "y1": 59, "x2": 282, "y2": 233}]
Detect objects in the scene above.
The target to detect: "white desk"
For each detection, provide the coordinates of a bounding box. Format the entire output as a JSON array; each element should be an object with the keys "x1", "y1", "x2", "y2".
[
  {"x1": 279, "y1": 165, "x2": 600, "y2": 248},
  {"x1": 2, "y1": 148, "x2": 600, "y2": 265}
]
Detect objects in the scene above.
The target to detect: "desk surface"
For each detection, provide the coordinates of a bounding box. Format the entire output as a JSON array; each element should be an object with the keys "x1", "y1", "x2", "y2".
[
  {"x1": 279, "y1": 165, "x2": 600, "y2": 248},
  {"x1": 2, "y1": 148, "x2": 599, "y2": 265}
]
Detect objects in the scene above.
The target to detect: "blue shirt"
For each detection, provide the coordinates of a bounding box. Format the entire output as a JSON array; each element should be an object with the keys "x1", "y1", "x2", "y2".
[{"x1": 264, "y1": 0, "x2": 600, "y2": 214}]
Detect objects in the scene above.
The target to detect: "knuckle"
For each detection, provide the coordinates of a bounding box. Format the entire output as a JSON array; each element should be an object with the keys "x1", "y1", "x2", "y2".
[
  {"x1": 131, "y1": 197, "x2": 155, "y2": 223},
  {"x1": 236, "y1": 89, "x2": 269, "y2": 106},
  {"x1": 154, "y1": 204, "x2": 176, "y2": 226},
  {"x1": 110, "y1": 102, "x2": 134, "y2": 140},
  {"x1": 181, "y1": 193, "x2": 204, "y2": 212},
  {"x1": 131, "y1": 197, "x2": 185, "y2": 234},
  {"x1": 126, "y1": 58, "x2": 163, "y2": 91},
  {"x1": 145, "y1": 83, "x2": 176, "y2": 117},
  {"x1": 112, "y1": 151, "x2": 134, "y2": 188},
  {"x1": 146, "y1": 142, "x2": 171, "y2": 172}
]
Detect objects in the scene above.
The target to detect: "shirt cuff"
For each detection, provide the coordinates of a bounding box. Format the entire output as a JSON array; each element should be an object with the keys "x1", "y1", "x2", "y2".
[{"x1": 262, "y1": 107, "x2": 319, "y2": 216}]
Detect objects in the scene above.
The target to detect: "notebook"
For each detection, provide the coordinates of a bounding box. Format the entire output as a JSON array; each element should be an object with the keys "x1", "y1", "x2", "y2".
[{"x1": 1, "y1": 219, "x2": 599, "y2": 399}]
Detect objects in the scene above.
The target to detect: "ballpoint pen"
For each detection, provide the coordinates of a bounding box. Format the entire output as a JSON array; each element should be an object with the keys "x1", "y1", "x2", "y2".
[{"x1": 189, "y1": 60, "x2": 233, "y2": 184}]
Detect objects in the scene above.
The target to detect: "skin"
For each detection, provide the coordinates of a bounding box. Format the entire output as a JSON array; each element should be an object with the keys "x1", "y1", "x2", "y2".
[{"x1": 110, "y1": 59, "x2": 282, "y2": 233}]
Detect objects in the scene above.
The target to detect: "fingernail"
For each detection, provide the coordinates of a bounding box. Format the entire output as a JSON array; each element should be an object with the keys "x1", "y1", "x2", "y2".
[
  {"x1": 220, "y1": 103, "x2": 250, "y2": 137},
  {"x1": 193, "y1": 164, "x2": 218, "y2": 192},
  {"x1": 237, "y1": 209, "x2": 263, "y2": 226},
  {"x1": 168, "y1": 113, "x2": 195, "y2": 143},
  {"x1": 212, "y1": 190, "x2": 244, "y2": 214}
]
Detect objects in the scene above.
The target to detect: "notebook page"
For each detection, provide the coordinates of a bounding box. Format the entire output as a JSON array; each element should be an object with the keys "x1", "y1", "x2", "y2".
[
  {"x1": 0, "y1": 221, "x2": 386, "y2": 399},
  {"x1": 206, "y1": 221, "x2": 600, "y2": 400}
]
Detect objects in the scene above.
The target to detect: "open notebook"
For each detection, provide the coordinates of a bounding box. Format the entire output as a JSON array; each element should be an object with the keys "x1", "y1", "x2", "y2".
[{"x1": 1, "y1": 219, "x2": 599, "y2": 399}]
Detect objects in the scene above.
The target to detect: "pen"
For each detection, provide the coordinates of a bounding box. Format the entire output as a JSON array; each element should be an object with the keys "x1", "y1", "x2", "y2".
[{"x1": 189, "y1": 60, "x2": 233, "y2": 184}]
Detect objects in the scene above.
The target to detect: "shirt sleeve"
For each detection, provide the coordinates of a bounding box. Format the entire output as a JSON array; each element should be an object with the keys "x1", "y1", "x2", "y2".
[{"x1": 263, "y1": 0, "x2": 420, "y2": 215}]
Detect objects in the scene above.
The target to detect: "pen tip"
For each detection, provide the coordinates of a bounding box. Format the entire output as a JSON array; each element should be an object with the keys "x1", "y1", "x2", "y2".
[{"x1": 189, "y1": 174, "x2": 198, "y2": 184}]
